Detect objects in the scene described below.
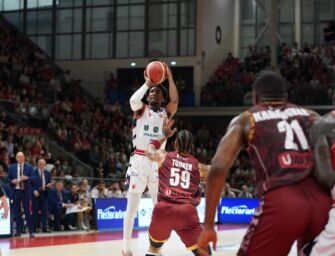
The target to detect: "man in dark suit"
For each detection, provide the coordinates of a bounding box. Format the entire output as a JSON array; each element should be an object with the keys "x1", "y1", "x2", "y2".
[
  {"x1": 8, "y1": 152, "x2": 35, "y2": 237},
  {"x1": 49, "y1": 180, "x2": 71, "y2": 231},
  {"x1": 32, "y1": 159, "x2": 52, "y2": 233}
]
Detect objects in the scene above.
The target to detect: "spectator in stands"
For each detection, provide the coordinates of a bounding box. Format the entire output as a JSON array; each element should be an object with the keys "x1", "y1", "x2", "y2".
[
  {"x1": 221, "y1": 183, "x2": 236, "y2": 198},
  {"x1": 68, "y1": 183, "x2": 79, "y2": 229},
  {"x1": 8, "y1": 152, "x2": 35, "y2": 237},
  {"x1": 90, "y1": 180, "x2": 108, "y2": 198},
  {"x1": 238, "y1": 185, "x2": 253, "y2": 198},
  {"x1": 107, "y1": 182, "x2": 123, "y2": 198},
  {"x1": 3, "y1": 135, "x2": 14, "y2": 159},
  {"x1": 119, "y1": 181, "x2": 127, "y2": 198},
  {"x1": 48, "y1": 180, "x2": 72, "y2": 231},
  {"x1": 32, "y1": 159, "x2": 52, "y2": 233}
]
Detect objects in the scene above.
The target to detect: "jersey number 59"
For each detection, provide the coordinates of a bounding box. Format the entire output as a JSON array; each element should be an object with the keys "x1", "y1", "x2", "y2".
[{"x1": 170, "y1": 167, "x2": 191, "y2": 189}]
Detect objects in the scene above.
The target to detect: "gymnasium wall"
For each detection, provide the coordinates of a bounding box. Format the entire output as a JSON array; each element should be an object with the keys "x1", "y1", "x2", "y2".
[{"x1": 56, "y1": 0, "x2": 237, "y2": 103}]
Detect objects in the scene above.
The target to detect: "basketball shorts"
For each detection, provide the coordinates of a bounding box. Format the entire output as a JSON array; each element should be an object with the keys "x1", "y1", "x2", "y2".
[
  {"x1": 125, "y1": 153, "x2": 159, "y2": 194},
  {"x1": 238, "y1": 177, "x2": 331, "y2": 256},
  {"x1": 149, "y1": 201, "x2": 203, "y2": 251}
]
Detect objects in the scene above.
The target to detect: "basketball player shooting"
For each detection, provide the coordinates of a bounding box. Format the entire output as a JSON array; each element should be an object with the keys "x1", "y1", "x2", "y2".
[
  {"x1": 144, "y1": 118, "x2": 212, "y2": 256},
  {"x1": 197, "y1": 71, "x2": 331, "y2": 256},
  {"x1": 122, "y1": 63, "x2": 178, "y2": 256},
  {"x1": 0, "y1": 185, "x2": 9, "y2": 220}
]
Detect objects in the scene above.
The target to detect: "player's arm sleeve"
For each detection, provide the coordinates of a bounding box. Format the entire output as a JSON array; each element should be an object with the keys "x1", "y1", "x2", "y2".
[
  {"x1": 165, "y1": 70, "x2": 179, "y2": 117},
  {"x1": 129, "y1": 83, "x2": 149, "y2": 111}
]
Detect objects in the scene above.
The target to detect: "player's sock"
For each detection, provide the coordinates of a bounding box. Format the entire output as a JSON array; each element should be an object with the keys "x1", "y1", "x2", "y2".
[{"x1": 123, "y1": 192, "x2": 142, "y2": 252}]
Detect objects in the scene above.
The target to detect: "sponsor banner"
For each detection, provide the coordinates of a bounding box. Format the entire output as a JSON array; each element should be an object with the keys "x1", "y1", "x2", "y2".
[
  {"x1": 137, "y1": 198, "x2": 154, "y2": 228},
  {"x1": 95, "y1": 198, "x2": 138, "y2": 230},
  {"x1": 218, "y1": 198, "x2": 259, "y2": 224},
  {"x1": 0, "y1": 199, "x2": 11, "y2": 236},
  {"x1": 95, "y1": 197, "x2": 259, "y2": 231}
]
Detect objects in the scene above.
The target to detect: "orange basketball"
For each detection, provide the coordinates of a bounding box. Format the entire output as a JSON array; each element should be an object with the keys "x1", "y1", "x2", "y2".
[{"x1": 145, "y1": 61, "x2": 168, "y2": 85}]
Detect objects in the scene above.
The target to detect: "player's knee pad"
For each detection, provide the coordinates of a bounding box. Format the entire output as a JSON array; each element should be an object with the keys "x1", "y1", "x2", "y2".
[
  {"x1": 149, "y1": 237, "x2": 164, "y2": 249},
  {"x1": 192, "y1": 246, "x2": 212, "y2": 256}
]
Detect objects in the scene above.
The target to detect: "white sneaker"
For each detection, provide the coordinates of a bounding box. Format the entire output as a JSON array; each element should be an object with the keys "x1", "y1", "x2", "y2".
[
  {"x1": 68, "y1": 225, "x2": 77, "y2": 230},
  {"x1": 81, "y1": 223, "x2": 89, "y2": 230},
  {"x1": 122, "y1": 250, "x2": 133, "y2": 256}
]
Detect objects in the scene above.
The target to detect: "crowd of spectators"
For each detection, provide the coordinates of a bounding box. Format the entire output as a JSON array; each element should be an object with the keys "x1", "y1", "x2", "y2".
[{"x1": 201, "y1": 42, "x2": 335, "y2": 106}]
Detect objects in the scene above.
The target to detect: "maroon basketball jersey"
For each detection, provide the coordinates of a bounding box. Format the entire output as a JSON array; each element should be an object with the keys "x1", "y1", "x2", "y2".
[
  {"x1": 247, "y1": 103, "x2": 315, "y2": 196},
  {"x1": 158, "y1": 151, "x2": 201, "y2": 206}
]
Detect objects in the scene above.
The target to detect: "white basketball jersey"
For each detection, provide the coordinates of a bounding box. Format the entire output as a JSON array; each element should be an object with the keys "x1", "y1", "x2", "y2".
[{"x1": 133, "y1": 105, "x2": 167, "y2": 150}]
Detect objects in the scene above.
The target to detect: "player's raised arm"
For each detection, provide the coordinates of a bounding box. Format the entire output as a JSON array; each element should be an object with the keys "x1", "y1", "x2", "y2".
[
  {"x1": 145, "y1": 118, "x2": 177, "y2": 164},
  {"x1": 129, "y1": 72, "x2": 154, "y2": 112},
  {"x1": 165, "y1": 66, "x2": 179, "y2": 117},
  {"x1": 197, "y1": 113, "x2": 248, "y2": 256}
]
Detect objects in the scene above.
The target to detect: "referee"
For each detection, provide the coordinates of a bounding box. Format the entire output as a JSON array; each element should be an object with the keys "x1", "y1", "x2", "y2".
[{"x1": 0, "y1": 185, "x2": 9, "y2": 220}]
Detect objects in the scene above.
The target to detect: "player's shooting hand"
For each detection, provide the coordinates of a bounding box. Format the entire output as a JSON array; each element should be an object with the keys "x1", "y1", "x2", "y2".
[
  {"x1": 144, "y1": 71, "x2": 155, "y2": 87},
  {"x1": 163, "y1": 118, "x2": 177, "y2": 138},
  {"x1": 197, "y1": 227, "x2": 217, "y2": 256}
]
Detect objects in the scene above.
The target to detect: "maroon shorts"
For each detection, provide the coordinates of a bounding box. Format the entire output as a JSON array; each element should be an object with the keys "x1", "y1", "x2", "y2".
[
  {"x1": 238, "y1": 177, "x2": 332, "y2": 256},
  {"x1": 149, "y1": 201, "x2": 202, "y2": 250}
]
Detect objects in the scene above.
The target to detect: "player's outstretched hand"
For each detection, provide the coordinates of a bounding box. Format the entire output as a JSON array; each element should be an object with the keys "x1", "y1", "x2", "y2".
[
  {"x1": 197, "y1": 227, "x2": 217, "y2": 256},
  {"x1": 163, "y1": 118, "x2": 177, "y2": 138}
]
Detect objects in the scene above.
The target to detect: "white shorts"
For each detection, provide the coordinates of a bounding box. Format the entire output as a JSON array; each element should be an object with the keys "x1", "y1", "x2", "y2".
[
  {"x1": 311, "y1": 208, "x2": 335, "y2": 256},
  {"x1": 125, "y1": 153, "x2": 159, "y2": 194}
]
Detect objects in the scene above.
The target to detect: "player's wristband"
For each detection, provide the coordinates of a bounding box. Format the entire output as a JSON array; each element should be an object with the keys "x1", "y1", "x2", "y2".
[{"x1": 150, "y1": 140, "x2": 161, "y2": 150}]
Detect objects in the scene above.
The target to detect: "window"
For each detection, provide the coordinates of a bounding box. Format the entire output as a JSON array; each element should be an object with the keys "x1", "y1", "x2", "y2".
[
  {"x1": 116, "y1": 32, "x2": 128, "y2": 58},
  {"x1": 91, "y1": 33, "x2": 110, "y2": 58},
  {"x1": 56, "y1": 34, "x2": 72, "y2": 59},
  {"x1": 2, "y1": 0, "x2": 23, "y2": 11},
  {"x1": 129, "y1": 32, "x2": 144, "y2": 57},
  {"x1": 86, "y1": 7, "x2": 113, "y2": 32},
  {"x1": 38, "y1": 10, "x2": 53, "y2": 34},
  {"x1": 149, "y1": 3, "x2": 177, "y2": 29},
  {"x1": 57, "y1": 0, "x2": 83, "y2": 7},
  {"x1": 57, "y1": 8, "x2": 82, "y2": 33},
  {"x1": 180, "y1": 1, "x2": 195, "y2": 28},
  {"x1": 2, "y1": 12, "x2": 23, "y2": 31},
  {"x1": 86, "y1": 0, "x2": 112, "y2": 5},
  {"x1": 180, "y1": 29, "x2": 195, "y2": 56},
  {"x1": 1, "y1": 0, "x2": 196, "y2": 59}
]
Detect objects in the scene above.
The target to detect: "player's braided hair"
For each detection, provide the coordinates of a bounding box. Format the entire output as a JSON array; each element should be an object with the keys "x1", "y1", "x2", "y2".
[{"x1": 176, "y1": 129, "x2": 194, "y2": 154}]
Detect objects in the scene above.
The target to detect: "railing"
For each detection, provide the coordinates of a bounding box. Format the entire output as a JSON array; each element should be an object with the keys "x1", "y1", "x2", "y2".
[
  {"x1": 45, "y1": 138, "x2": 93, "y2": 177},
  {"x1": 0, "y1": 99, "x2": 94, "y2": 177}
]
